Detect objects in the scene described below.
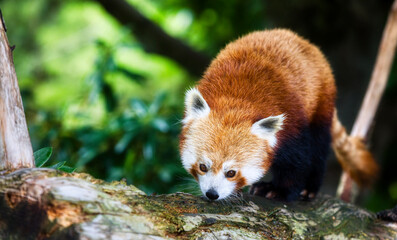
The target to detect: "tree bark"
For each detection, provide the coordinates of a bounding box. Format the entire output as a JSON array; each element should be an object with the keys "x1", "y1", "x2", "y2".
[
  {"x1": 0, "y1": 10, "x2": 34, "y2": 171},
  {"x1": 0, "y1": 168, "x2": 395, "y2": 240},
  {"x1": 93, "y1": 0, "x2": 211, "y2": 77}
]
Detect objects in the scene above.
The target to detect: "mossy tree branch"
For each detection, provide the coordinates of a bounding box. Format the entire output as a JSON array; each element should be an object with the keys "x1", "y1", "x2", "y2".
[{"x1": 0, "y1": 168, "x2": 396, "y2": 239}]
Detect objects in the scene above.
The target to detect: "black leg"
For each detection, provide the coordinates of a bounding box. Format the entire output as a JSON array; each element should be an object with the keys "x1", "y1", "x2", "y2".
[
  {"x1": 249, "y1": 181, "x2": 274, "y2": 197},
  {"x1": 271, "y1": 160, "x2": 310, "y2": 201},
  {"x1": 251, "y1": 126, "x2": 312, "y2": 201},
  {"x1": 302, "y1": 122, "x2": 331, "y2": 199}
]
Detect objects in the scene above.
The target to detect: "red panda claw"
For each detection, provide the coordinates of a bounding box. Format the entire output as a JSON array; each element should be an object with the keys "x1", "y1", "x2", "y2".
[
  {"x1": 300, "y1": 189, "x2": 308, "y2": 197},
  {"x1": 308, "y1": 193, "x2": 316, "y2": 199},
  {"x1": 265, "y1": 191, "x2": 276, "y2": 199}
]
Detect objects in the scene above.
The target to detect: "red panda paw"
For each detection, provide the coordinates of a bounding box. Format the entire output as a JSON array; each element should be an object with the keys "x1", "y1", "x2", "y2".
[
  {"x1": 249, "y1": 182, "x2": 274, "y2": 198},
  {"x1": 300, "y1": 189, "x2": 308, "y2": 197},
  {"x1": 265, "y1": 191, "x2": 277, "y2": 199},
  {"x1": 300, "y1": 189, "x2": 316, "y2": 201}
]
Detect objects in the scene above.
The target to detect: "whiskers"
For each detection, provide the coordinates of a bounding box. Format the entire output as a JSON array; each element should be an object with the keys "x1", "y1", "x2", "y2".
[
  {"x1": 174, "y1": 177, "x2": 201, "y2": 196},
  {"x1": 218, "y1": 192, "x2": 249, "y2": 206},
  {"x1": 172, "y1": 116, "x2": 184, "y2": 126},
  {"x1": 174, "y1": 176, "x2": 250, "y2": 207}
]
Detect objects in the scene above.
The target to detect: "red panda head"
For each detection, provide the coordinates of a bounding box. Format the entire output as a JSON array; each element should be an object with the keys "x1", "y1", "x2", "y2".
[{"x1": 180, "y1": 88, "x2": 285, "y2": 200}]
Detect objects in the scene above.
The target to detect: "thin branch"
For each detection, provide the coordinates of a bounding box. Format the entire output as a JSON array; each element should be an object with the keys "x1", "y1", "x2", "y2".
[
  {"x1": 351, "y1": 0, "x2": 397, "y2": 139},
  {"x1": 337, "y1": 0, "x2": 397, "y2": 202},
  {"x1": 94, "y1": 0, "x2": 211, "y2": 77}
]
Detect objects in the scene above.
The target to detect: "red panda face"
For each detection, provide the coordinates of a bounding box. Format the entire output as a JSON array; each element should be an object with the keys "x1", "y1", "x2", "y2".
[{"x1": 180, "y1": 88, "x2": 285, "y2": 200}]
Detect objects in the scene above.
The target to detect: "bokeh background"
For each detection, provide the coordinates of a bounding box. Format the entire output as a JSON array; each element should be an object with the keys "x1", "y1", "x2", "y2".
[{"x1": 1, "y1": 0, "x2": 396, "y2": 211}]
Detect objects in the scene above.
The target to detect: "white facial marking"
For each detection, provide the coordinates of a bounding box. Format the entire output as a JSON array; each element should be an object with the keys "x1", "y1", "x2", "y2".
[
  {"x1": 241, "y1": 165, "x2": 264, "y2": 185},
  {"x1": 240, "y1": 147, "x2": 267, "y2": 185},
  {"x1": 182, "y1": 88, "x2": 210, "y2": 124},
  {"x1": 251, "y1": 114, "x2": 285, "y2": 148},
  {"x1": 222, "y1": 160, "x2": 236, "y2": 172},
  {"x1": 198, "y1": 160, "x2": 238, "y2": 200},
  {"x1": 199, "y1": 171, "x2": 236, "y2": 200},
  {"x1": 181, "y1": 145, "x2": 196, "y2": 171},
  {"x1": 202, "y1": 155, "x2": 213, "y2": 168}
]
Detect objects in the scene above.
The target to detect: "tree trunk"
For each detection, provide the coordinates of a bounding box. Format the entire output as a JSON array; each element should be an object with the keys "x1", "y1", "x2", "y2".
[
  {"x1": 0, "y1": 11, "x2": 34, "y2": 171},
  {"x1": 0, "y1": 168, "x2": 395, "y2": 240}
]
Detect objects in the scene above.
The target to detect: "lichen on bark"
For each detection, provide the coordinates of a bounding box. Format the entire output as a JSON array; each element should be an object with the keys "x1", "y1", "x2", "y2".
[{"x1": 0, "y1": 168, "x2": 396, "y2": 239}]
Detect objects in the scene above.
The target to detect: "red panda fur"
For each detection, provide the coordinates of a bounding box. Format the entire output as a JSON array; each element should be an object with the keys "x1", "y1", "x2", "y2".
[
  {"x1": 180, "y1": 29, "x2": 378, "y2": 200},
  {"x1": 331, "y1": 111, "x2": 378, "y2": 187},
  {"x1": 197, "y1": 30, "x2": 335, "y2": 147}
]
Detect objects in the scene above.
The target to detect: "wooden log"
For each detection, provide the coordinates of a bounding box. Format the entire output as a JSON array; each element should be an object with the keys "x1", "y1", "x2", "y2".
[
  {"x1": 0, "y1": 10, "x2": 34, "y2": 171},
  {"x1": 0, "y1": 168, "x2": 396, "y2": 239}
]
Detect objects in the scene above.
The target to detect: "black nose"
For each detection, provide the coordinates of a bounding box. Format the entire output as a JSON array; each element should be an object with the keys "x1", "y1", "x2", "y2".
[{"x1": 206, "y1": 189, "x2": 219, "y2": 200}]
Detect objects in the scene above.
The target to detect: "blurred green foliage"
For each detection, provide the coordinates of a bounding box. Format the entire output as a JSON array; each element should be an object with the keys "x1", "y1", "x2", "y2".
[
  {"x1": 0, "y1": 0, "x2": 396, "y2": 210},
  {"x1": 1, "y1": 0, "x2": 195, "y2": 194},
  {"x1": 0, "y1": 0, "x2": 271, "y2": 195}
]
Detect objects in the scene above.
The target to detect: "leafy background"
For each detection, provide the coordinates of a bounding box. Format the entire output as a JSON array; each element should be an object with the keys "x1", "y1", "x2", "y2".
[{"x1": 0, "y1": 0, "x2": 396, "y2": 211}]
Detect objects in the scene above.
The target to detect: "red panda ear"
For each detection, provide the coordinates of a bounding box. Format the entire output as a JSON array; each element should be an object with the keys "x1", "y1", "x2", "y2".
[
  {"x1": 251, "y1": 114, "x2": 285, "y2": 147},
  {"x1": 183, "y1": 88, "x2": 210, "y2": 123}
]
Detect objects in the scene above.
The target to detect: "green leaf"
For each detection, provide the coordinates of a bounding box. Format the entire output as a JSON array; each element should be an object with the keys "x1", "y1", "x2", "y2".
[
  {"x1": 58, "y1": 165, "x2": 76, "y2": 173},
  {"x1": 152, "y1": 117, "x2": 170, "y2": 133},
  {"x1": 122, "y1": 118, "x2": 140, "y2": 132},
  {"x1": 50, "y1": 161, "x2": 66, "y2": 169},
  {"x1": 148, "y1": 92, "x2": 166, "y2": 115},
  {"x1": 107, "y1": 167, "x2": 124, "y2": 181},
  {"x1": 143, "y1": 141, "x2": 154, "y2": 160},
  {"x1": 76, "y1": 148, "x2": 99, "y2": 167},
  {"x1": 115, "y1": 131, "x2": 137, "y2": 153},
  {"x1": 130, "y1": 99, "x2": 148, "y2": 117},
  {"x1": 102, "y1": 82, "x2": 117, "y2": 112},
  {"x1": 105, "y1": 55, "x2": 116, "y2": 72},
  {"x1": 122, "y1": 150, "x2": 136, "y2": 174},
  {"x1": 34, "y1": 147, "x2": 53, "y2": 167},
  {"x1": 116, "y1": 66, "x2": 145, "y2": 83}
]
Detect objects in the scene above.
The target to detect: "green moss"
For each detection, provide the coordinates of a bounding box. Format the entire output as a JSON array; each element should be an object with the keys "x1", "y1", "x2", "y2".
[{"x1": 2, "y1": 168, "x2": 395, "y2": 239}]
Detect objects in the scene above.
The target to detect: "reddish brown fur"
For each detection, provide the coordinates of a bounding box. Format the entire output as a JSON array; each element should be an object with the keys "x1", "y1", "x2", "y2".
[
  {"x1": 180, "y1": 30, "x2": 336, "y2": 189},
  {"x1": 186, "y1": 112, "x2": 271, "y2": 173},
  {"x1": 331, "y1": 112, "x2": 378, "y2": 186},
  {"x1": 180, "y1": 29, "x2": 377, "y2": 191},
  {"x1": 198, "y1": 30, "x2": 336, "y2": 137}
]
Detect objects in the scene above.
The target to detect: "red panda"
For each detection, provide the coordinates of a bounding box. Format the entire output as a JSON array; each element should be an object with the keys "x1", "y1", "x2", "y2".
[{"x1": 179, "y1": 29, "x2": 378, "y2": 201}]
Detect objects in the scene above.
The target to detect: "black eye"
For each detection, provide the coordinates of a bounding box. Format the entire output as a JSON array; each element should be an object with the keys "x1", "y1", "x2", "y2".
[
  {"x1": 226, "y1": 170, "x2": 236, "y2": 178},
  {"x1": 199, "y1": 164, "x2": 208, "y2": 172}
]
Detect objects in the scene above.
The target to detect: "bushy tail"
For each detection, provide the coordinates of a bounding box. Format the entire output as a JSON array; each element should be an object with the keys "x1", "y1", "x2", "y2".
[{"x1": 331, "y1": 110, "x2": 378, "y2": 187}]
